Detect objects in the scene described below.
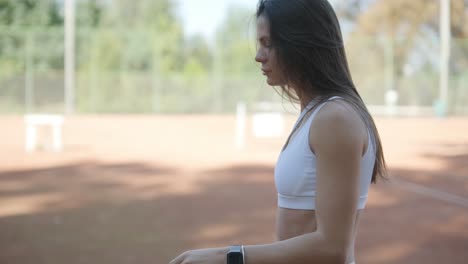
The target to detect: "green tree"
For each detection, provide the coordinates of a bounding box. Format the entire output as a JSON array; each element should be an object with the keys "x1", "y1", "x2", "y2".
[
  {"x1": 335, "y1": 0, "x2": 468, "y2": 105},
  {"x1": 336, "y1": 0, "x2": 468, "y2": 73},
  {"x1": 182, "y1": 34, "x2": 212, "y2": 76},
  {"x1": 76, "y1": 0, "x2": 104, "y2": 27},
  {"x1": 0, "y1": 0, "x2": 62, "y2": 26},
  {"x1": 92, "y1": 0, "x2": 183, "y2": 73},
  {"x1": 216, "y1": 5, "x2": 257, "y2": 76},
  {"x1": 75, "y1": 0, "x2": 186, "y2": 113},
  {"x1": 0, "y1": 0, "x2": 65, "y2": 113},
  {"x1": 213, "y1": 5, "x2": 274, "y2": 109}
]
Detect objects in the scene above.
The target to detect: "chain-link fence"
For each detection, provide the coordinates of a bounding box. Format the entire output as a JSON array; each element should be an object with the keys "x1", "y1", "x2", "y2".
[{"x1": 0, "y1": 28, "x2": 467, "y2": 115}]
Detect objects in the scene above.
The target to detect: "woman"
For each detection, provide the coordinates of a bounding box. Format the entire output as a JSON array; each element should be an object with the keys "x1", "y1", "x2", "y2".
[{"x1": 169, "y1": 0, "x2": 386, "y2": 263}]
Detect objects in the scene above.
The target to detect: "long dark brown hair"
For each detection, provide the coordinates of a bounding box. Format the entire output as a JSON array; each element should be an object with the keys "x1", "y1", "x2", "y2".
[{"x1": 256, "y1": 0, "x2": 387, "y2": 183}]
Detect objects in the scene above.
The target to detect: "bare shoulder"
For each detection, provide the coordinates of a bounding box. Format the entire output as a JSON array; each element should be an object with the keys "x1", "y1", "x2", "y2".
[{"x1": 309, "y1": 100, "x2": 367, "y2": 153}]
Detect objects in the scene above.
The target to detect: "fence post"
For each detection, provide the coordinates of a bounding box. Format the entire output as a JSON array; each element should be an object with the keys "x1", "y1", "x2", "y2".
[
  {"x1": 236, "y1": 102, "x2": 246, "y2": 149},
  {"x1": 25, "y1": 31, "x2": 34, "y2": 114},
  {"x1": 65, "y1": 0, "x2": 76, "y2": 114}
]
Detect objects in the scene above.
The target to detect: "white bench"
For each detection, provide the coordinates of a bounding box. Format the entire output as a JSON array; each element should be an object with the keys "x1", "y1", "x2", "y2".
[
  {"x1": 24, "y1": 114, "x2": 64, "y2": 152},
  {"x1": 252, "y1": 112, "x2": 284, "y2": 138},
  {"x1": 251, "y1": 101, "x2": 285, "y2": 138}
]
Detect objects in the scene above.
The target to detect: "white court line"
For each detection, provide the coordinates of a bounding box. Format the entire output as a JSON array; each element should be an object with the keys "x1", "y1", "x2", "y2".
[{"x1": 390, "y1": 178, "x2": 468, "y2": 208}]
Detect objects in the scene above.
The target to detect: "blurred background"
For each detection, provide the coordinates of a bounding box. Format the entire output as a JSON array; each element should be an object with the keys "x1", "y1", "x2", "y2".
[
  {"x1": 0, "y1": 0, "x2": 467, "y2": 115},
  {"x1": 0, "y1": 0, "x2": 467, "y2": 264}
]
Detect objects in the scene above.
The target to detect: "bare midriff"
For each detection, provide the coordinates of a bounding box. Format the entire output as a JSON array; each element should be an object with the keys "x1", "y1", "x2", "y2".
[{"x1": 276, "y1": 207, "x2": 362, "y2": 264}]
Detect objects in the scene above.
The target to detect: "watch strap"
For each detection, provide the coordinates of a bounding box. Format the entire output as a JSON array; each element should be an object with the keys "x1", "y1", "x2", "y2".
[{"x1": 227, "y1": 245, "x2": 244, "y2": 264}]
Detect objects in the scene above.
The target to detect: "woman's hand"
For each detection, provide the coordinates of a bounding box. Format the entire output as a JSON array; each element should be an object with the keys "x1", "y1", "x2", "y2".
[{"x1": 169, "y1": 247, "x2": 229, "y2": 264}]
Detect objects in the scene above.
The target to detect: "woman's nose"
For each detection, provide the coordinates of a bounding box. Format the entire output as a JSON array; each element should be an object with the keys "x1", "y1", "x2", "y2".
[{"x1": 255, "y1": 49, "x2": 266, "y2": 63}]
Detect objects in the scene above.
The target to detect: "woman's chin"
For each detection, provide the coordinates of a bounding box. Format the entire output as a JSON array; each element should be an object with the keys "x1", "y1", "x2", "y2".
[{"x1": 266, "y1": 78, "x2": 277, "y2": 86}]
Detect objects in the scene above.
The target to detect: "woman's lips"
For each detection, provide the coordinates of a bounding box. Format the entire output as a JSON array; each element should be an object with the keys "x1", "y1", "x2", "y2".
[{"x1": 262, "y1": 69, "x2": 271, "y2": 75}]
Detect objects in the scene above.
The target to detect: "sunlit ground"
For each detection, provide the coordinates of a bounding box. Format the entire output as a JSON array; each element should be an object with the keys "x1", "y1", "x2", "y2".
[{"x1": 0, "y1": 115, "x2": 467, "y2": 264}]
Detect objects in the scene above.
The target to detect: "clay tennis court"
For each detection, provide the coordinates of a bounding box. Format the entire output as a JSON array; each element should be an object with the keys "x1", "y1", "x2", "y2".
[{"x1": 0, "y1": 115, "x2": 467, "y2": 264}]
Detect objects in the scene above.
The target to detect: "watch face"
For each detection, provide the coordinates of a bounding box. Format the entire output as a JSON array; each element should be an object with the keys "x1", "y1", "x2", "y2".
[{"x1": 227, "y1": 252, "x2": 242, "y2": 264}]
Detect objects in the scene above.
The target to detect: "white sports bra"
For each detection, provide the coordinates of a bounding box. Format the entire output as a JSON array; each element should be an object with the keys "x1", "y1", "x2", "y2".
[{"x1": 274, "y1": 96, "x2": 376, "y2": 210}]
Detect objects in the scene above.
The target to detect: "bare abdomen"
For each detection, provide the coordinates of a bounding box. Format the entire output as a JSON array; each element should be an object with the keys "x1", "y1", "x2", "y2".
[
  {"x1": 276, "y1": 207, "x2": 317, "y2": 241},
  {"x1": 276, "y1": 207, "x2": 361, "y2": 264}
]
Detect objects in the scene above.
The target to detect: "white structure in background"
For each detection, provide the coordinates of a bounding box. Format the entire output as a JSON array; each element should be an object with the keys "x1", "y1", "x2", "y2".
[
  {"x1": 236, "y1": 101, "x2": 285, "y2": 148},
  {"x1": 65, "y1": 0, "x2": 76, "y2": 114},
  {"x1": 236, "y1": 102, "x2": 247, "y2": 149},
  {"x1": 438, "y1": 0, "x2": 451, "y2": 117},
  {"x1": 384, "y1": 89, "x2": 399, "y2": 116},
  {"x1": 252, "y1": 102, "x2": 284, "y2": 138},
  {"x1": 24, "y1": 114, "x2": 64, "y2": 153}
]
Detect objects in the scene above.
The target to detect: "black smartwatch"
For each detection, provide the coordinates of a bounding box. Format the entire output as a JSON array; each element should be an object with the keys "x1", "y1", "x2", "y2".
[{"x1": 227, "y1": 245, "x2": 245, "y2": 264}]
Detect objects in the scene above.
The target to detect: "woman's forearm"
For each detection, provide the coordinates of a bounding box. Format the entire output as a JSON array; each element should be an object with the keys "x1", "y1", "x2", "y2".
[{"x1": 243, "y1": 231, "x2": 347, "y2": 264}]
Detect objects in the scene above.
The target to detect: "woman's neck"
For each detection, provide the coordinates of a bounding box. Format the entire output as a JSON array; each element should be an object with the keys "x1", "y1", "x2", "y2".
[
  {"x1": 291, "y1": 84, "x2": 319, "y2": 111},
  {"x1": 300, "y1": 95, "x2": 320, "y2": 111}
]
